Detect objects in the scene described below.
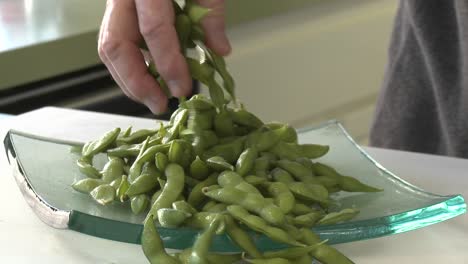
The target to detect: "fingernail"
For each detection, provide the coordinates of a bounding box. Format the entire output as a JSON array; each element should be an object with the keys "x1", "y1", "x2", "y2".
[
  {"x1": 221, "y1": 34, "x2": 231, "y2": 54},
  {"x1": 143, "y1": 95, "x2": 164, "y2": 114},
  {"x1": 210, "y1": 30, "x2": 231, "y2": 55},
  {"x1": 167, "y1": 80, "x2": 187, "y2": 97}
]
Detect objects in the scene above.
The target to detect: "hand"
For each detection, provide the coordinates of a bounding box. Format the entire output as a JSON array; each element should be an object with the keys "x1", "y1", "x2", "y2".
[{"x1": 98, "y1": 0, "x2": 231, "y2": 114}]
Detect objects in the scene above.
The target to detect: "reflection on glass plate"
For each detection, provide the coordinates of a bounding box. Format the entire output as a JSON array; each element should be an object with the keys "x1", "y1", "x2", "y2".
[{"x1": 3, "y1": 120, "x2": 466, "y2": 252}]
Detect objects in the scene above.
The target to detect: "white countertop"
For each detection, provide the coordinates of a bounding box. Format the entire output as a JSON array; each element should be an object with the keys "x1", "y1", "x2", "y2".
[{"x1": 0, "y1": 107, "x2": 467, "y2": 264}]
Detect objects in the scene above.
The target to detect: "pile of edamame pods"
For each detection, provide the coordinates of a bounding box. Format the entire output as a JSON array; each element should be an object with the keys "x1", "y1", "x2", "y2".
[{"x1": 72, "y1": 1, "x2": 382, "y2": 263}]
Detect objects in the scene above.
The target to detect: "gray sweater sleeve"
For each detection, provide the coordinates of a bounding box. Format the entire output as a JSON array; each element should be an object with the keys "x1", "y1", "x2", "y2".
[{"x1": 369, "y1": 0, "x2": 468, "y2": 158}]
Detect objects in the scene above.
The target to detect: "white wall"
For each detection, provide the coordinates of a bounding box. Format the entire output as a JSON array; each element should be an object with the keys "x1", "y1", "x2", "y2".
[{"x1": 219, "y1": 0, "x2": 398, "y2": 144}]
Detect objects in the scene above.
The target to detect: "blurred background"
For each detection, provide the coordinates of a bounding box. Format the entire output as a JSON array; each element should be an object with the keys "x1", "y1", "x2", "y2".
[{"x1": 0, "y1": 0, "x2": 397, "y2": 145}]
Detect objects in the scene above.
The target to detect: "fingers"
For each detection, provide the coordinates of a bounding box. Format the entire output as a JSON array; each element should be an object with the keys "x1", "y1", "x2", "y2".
[
  {"x1": 195, "y1": 0, "x2": 231, "y2": 56},
  {"x1": 135, "y1": 0, "x2": 192, "y2": 98},
  {"x1": 98, "y1": 0, "x2": 168, "y2": 114}
]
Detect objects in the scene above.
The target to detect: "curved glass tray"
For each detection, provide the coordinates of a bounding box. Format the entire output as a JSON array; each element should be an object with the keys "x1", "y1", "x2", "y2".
[{"x1": 3, "y1": 120, "x2": 466, "y2": 252}]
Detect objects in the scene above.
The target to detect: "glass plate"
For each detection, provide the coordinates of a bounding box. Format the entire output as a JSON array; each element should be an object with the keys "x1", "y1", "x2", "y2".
[{"x1": 3, "y1": 120, "x2": 466, "y2": 252}]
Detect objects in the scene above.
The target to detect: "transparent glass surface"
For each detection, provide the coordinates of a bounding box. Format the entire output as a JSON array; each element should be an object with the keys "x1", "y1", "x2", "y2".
[{"x1": 4, "y1": 120, "x2": 466, "y2": 252}]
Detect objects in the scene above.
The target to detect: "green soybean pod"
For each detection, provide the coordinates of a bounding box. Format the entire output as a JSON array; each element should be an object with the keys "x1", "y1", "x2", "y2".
[
  {"x1": 141, "y1": 162, "x2": 159, "y2": 178},
  {"x1": 295, "y1": 157, "x2": 314, "y2": 171},
  {"x1": 299, "y1": 228, "x2": 355, "y2": 264},
  {"x1": 109, "y1": 176, "x2": 123, "y2": 190},
  {"x1": 72, "y1": 178, "x2": 103, "y2": 194},
  {"x1": 187, "y1": 109, "x2": 214, "y2": 131},
  {"x1": 120, "y1": 126, "x2": 132, "y2": 138},
  {"x1": 157, "y1": 208, "x2": 191, "y2": 228},
  {"x1": 338, "y1": 175, "x2": 382, "y2": 192},
  {"x1": 298, "y1": 144, "x2": 330, "y2": 159},
  {"x1": 223, "y1": 215, "x2": 263, "y2": 259},
  {"x1": 235, "y1": 147, "x2": 258, "y2": 176},
  {"x1": 253, "y1": 156, "x2": 270, "y2": 178},
  {"x1": 155, "y1": 152, "x2": 169, "y2": 172},
  {"x1": 107, "y1": 143, "x2": 141, "y2": 158},
  {"x1": 102, "y1": 157, "x2": 125, "y2": 183},
  {"x1": 214, "y1": 107, "x2": 235, "y2": 137},
  {"x1": 244, "y1": 175, "x2": 268, "y2": 186},
  {"x1": 90, "y1": 184, "x2": 115, "y2": 206},
  {"x1": 270, "y1": 141, "x2": 301, "y2": 161},
  {"x1": 187, "y1": 58, "x2": 215, "y2": 85},
  {"x1": 288, "y1": 182, "x2": 329, "y2": 204},
  {"x1": 76, "y1": 159, "x2": 102, "y2": 179},
  {"x1": 204, "y1": 47, "x2": 236, "y2": 102},
  {"x1": 172, "y1": 200, "x2": 198, "y2": 215},
  {"x1": 260, "y1": 151, "x2": 278, "y2": 166},
  {"x1": 181, "y1": 96, "x2": 215, "y2": 111},
  {"x1": 190, "y1": 24, "x2": 205, "y2": 41},
  {"x1": 204, "y1": 187, "x2": 285, "y2": 226},
  {"x1": 162, "y1": 109, "x2": 189, "y2": 143},
  {"x1": 190, "y1": 156, "x2": 210, "y2": 180},
  {"x1": 263, "y1": 182, "x2": 295, "y2": 214},
  {"x1": 175, "y1": 13, "x2": 191, "y2": 53},
  {"x1": 317, "y1": 208, "x2": 360, "y2": 226},
  {"x1": 263, "y1": 244, "x2": 320, "y2": 259},
  {"x1": 126, "y1": 173, "x2": 159, "y2": 197},
  {"x1": 271, "y1": 168, "x2": 295, "y2": 184},
  {"x1": 202, "y1": 137, "x2": 245, "y2": 164},
  {"x1": 186, "y1": 215, "x2": 223, "y2": 264},
  {"x1": 206, "y1": 156, "x2": 234, "y2": 171},
  {"x1": 184, "y1": 212, "x2": 226, "y2": 235},
  {"x1": 293, "y1": 211, "x2": 324, "y2": 227},
  {"x1": 168, "y1": 139, "x2": 185, "y2": 165},
  {"x1": 117, "y1": 175, "x2": 130, "y2": 202},
  {"x1": 201, "y1": 200, "x2": 218, "y2": 212},
  {"x1": 82, "y1": 127, "x2": 121, "y2": 157},
  {"x1": 255, "y1": 130, "x2": 281, "y2": 152},
  {"x1": 117, "y1": 129, "x2": 156, "y2": 145},
  {"x1": 204, "y1": 203, "x2": 227, "y2": 213},
  {"x1": 151, "y1": 189, "x2": 163, "y2": 206},
  {"x1": 315, "y1": 176, "x2": 340, "y2": 189},
  {"x1": 185, "y1": 175, "x2": 201, "y2": 188},
  {"x1": 217, "y1": 171, "x2": 244, "y2": 186},
  {"x1": 291, "y1": 203, "x2": 314, "y2": 215},
  {"x1": 149, "y1": 163, "x2": 185, "y2": 217},
  {"x1": 128, "y1": 136, "x2": 151, "y2": 182},
  {"x1": 229, "y1": 108, "x2": 263, "y2": 129},
  {"x1": 270, "y1": 124, "x2": 298, "y2": 143},
  {"x1": 277, "y1": 160, "x2": 315, "y2": 183},
  {"x1": 141, "y1": 215, "x2": 180, "y2": 264},
  {"x1": 185, "y1": 2, "x2": 211, "y2": 23},
  {"x1": 291, "y1": 254, "x2": 314, "y2": 264},
  {"x1": 188, "y1": 172, "x2": 218, "y2": 207},
  {"x1": 312, "y1": 162, "x2": 341, "y2": 179},
  {"x1": 207, "y1": 78, "x2": 225, "y2": 110},
  {"x1": 131, "y1": 194, "x2": 150, "y2": 215}
]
